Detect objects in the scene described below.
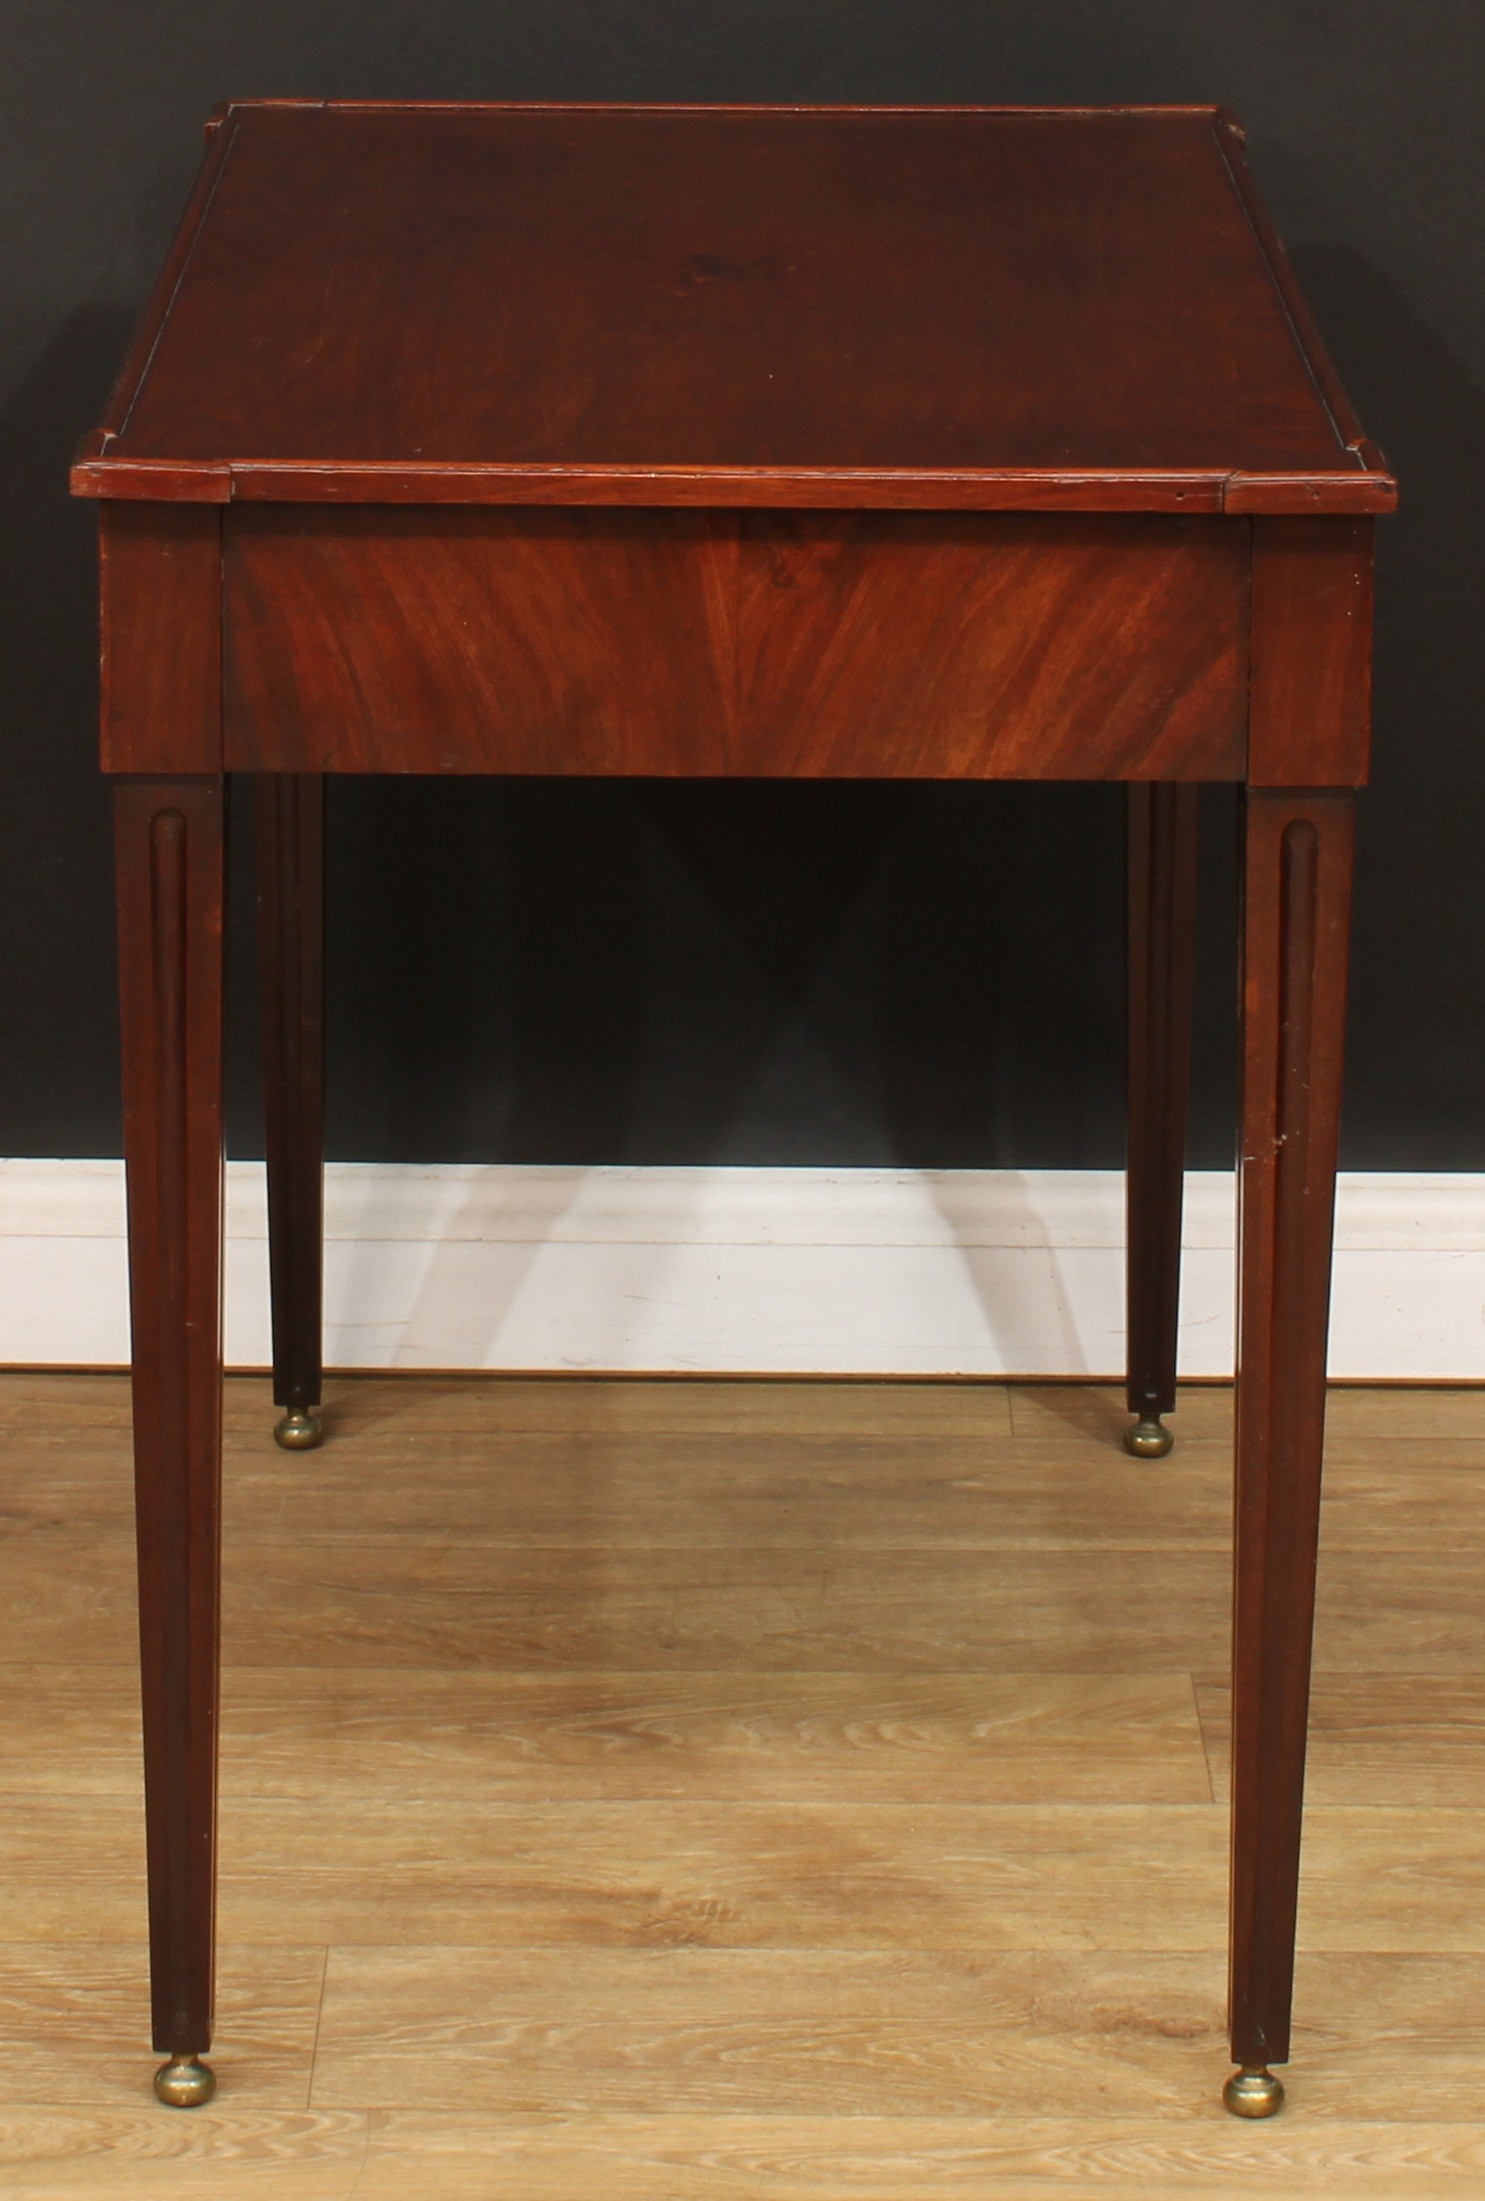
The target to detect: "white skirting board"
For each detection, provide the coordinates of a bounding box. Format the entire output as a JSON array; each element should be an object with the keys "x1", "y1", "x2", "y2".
[{"x1": 0, "y1": 1161, "x2": 1479, "y2": 1379}]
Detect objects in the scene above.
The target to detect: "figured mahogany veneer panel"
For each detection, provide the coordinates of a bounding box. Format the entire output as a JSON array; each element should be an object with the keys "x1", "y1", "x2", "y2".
[
  {"x1": 733, "y1": 513, "x2": 1246, "y2": 779},
  {"x1": 224, "y1": 508, "x2": 735, "y2": 775},
  {"x1": 223, "y1": 508, "x2": 1248, "y2": 780}
]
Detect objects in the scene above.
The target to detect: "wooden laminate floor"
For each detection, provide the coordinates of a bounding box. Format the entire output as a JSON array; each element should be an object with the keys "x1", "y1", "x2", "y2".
[{"x1": 2, "y1": 1372, "x2": 1484, "y2": 2197}]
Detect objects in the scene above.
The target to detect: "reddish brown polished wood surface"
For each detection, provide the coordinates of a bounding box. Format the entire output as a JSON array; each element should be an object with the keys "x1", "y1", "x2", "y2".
[
  {"x1": 76, "y1": 102, "x2": 1390, "y2": 2111},
  {"x1": 71, "y1": 103, "x2": 1395, "y2": 515},
  {"x1": 1249, "y1": 519, "x2": 1374, "y2": 787},
  {"x1": 114, "y1": 777, "x2": 227, "y2": 2056},
  {"x1": 99, "y1": 507, "x2": 220, "y2": 774},
  {"x1": 1231, "y1": 789, "x2": 1356, "y2": 2068},
  {"x1": 1125, "y1": 784, "x2": 1200, "y2": 1428},
  {"x1": 224, "y1": 509, "x2": 1248, "y2": 779}
]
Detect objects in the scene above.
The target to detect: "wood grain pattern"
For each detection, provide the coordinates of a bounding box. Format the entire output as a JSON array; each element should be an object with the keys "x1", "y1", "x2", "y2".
[
  {"x1": 114, "y1": 779, "x2": 227, "y2": 2059},
  {"x1": 1009, "y1": 1379, "x2": 1485, "y2": 1447},
  {"x1": 223, "y1": 507, "x2": 733, "y2": 776},
  {"x1": 17, "y1": 2110, "x2": 1485, "y2": 2200},
  {"x1": 207, "y1": 1802, "x2": 1224, "y2": 1953},
  {"x1": 212, "y1": 1432, "x2": 1237, "y2": 1550},
  {"x1": 1248, "y1": 518, "x2": 1374, "y2": 786},
  {"x1": 0, "y1": 1370, "x2": 1020, "y2": 1440},
  {"x1": 71, "y1": 103, "x2": 1394, "y2": 515},
  {"x1": 209, "y1": 1672, "x2": 1211, "y2": 1810},
  {"x1": 223, "y1": 509, "x2": 1248, "y2": 779},
  {"x1": 0, "y1": 1667, "x2": 1206, "y2": 1807},
  {"x1": 289, "y1": 1374, "x2": 1018, "y2": 1441},
  {"x1": 309, "y1": 1949, "x2": 1485, "y2": 2123},
  {"x1": 17, "y1": 1408, "x2": 1485, "y2": 1551},
  {"x1": 0, "y1": 2108, "x2": 363, "y2": 2201},
  {"x1": 312, "y1": 1944, "x2": 1231, "y2": 2115},
  {"x1": 99, "y1": 508, "x2": 221, "y2": 773},
  {"x1": 215, "y1": 1544, "x2": 1232, "y2": 1675},
  {"x1": 731, "y1": 513, "x2": 1247, "y2": 779},
  {"x1": 16, "y1": 1529, "x2": 1485, "y2": 1674},
  {"x1": 312, "y1": 2110, "x2": 1485, "y2": 2199},
  {"x1": 0, "y1": 1943, "x2": 323, "y2": 2108},
  {"x1": 0, "y1": 1799, "x2": 1234, "y2": 1952},
  {"x1": 1200, "y1": 1676, "x2": 1485, "y2": 1807},
  {"x1": 4, "y1": 1373, "x2": 1485, "y2": 2191}
]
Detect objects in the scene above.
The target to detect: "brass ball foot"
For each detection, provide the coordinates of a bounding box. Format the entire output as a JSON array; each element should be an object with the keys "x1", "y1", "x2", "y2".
[
  {"x1": 274, "y1": 1408, "x2": 323, "y2": 1451},
  {"x1": 1223, "y1": 2064, "x2": 1285, "y2": 2118},
  {"x1": 1123, "y1": 1414, "x2": 1173, "y2": 1459},
  {"x1": 153, "y1": 2054, "x2": 216, "y2": 2108}
]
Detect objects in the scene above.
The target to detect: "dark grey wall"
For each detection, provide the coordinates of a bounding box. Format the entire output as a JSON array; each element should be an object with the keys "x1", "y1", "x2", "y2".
[{"x1": 2, "y1": 5, "x2": 1480, "y2": 1168}]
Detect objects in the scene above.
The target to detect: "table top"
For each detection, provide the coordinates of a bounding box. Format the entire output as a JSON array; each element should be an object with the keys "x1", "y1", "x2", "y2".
[{"x1": 73, "y1": 102, "x2": 1393, "y2": 515}]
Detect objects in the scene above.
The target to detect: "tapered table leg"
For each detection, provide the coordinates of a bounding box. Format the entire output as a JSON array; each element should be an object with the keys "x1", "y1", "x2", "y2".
[
  {"x1": 1225, "y1": 787, "x2": 1355, "y2": 2117},
  {"x1": 1125, "y1": 782, "x2": 1199, "y2": 1459},
  {"x1": 115, "y1": 776, "x2": 227, "y2": 2108},
  {"x1": 254, "y1": 775, "x2": 326, "y2": 1450}
]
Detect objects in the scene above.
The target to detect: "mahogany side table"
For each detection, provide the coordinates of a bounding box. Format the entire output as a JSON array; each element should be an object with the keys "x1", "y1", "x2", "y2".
[{"x1": 72, "y1": 101, "x2": 1394, "y2": 2115}]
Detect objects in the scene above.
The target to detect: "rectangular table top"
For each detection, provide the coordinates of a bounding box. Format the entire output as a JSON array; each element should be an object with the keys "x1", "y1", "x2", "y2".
[{"x1": 73, "y1": 101, "x2": 1392, "y2": 515}]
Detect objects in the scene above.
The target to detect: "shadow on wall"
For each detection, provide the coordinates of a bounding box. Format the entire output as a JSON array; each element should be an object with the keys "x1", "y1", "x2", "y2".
[
  {"x1": 324, "y1": 775, "x2": 652, "y2": 1165},
  {"x1": 0, "y1": 306, "x2": 134, "y2": 1153},
  {"x1": 322, "y1": 774, "x2": 1140, "y2": 1172},
  {"x1": 1289, "y1": 244, "x2": 1485, "y2": 1166}
]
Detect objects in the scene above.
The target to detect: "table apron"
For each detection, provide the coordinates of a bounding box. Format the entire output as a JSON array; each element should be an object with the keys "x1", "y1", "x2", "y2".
[{"x1": 219, "y1": 507, "x2": 1251, "y2": 780}]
